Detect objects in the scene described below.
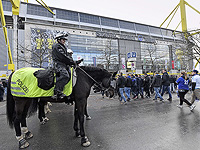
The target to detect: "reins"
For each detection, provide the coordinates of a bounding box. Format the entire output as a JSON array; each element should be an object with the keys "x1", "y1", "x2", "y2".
[{"x1": 77, "y1": 66, "x2": 104, "y2": 90}]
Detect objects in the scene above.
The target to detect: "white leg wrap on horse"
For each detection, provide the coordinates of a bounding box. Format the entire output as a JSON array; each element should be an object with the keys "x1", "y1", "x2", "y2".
[
  {"x1": 21, "y1": 127, "x2": 28, "y2": 133},
  {"x1": 16, "y1": 135, "x2": 23, "y2": 141}
]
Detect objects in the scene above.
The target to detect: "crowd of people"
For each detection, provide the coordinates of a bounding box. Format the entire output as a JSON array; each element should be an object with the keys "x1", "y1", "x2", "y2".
[
  {"x1": 0, "y1": 79, "x2": 7, "y2": 102},
  {"x1": 104, "y1": 69, "x2": 199, "y2": 111}
]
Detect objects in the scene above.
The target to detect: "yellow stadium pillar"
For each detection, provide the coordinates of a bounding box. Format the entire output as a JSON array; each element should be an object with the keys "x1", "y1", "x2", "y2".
[{"x1": 179, "y1": 0, "x2": 187, "y2": 33}]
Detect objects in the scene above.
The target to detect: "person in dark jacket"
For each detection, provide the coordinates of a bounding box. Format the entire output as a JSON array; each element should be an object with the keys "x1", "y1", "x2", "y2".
[
  {"x1": 0, "y1": 81, "x2": 4, "y2": 102},
  {"x1": 125, "y1": 74, "x2": 132, "y2": 101},
  {"x1": 161, "y1": 69, "x2": 172, "y2": 101},
  {"x1": 143, "y1": 73, "x2": 150, "y2": 98},
  {"x1": 169, "y1": 75, "x2": 176, "y2": 93},
  {"x1": 130, "y1": 74, "x2": 137, "y2": 99},
  {"x1": 151, "y1": 72, "x2": 164, "y2": 101},
  {"x1": 52, "y1": 33, "x2": 76, "y2": 99},
  {"x1": 117, "y1": 73, "x2": 127, "y2": 104},
  {"x1": 135, "y1": 74, "x2": 144, "y2": 99}
]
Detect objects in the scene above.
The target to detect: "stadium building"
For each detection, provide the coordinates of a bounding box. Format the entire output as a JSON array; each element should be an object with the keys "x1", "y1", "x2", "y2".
[{"x1": 0, "y1": 0, "x2": 193, "y2": 75}]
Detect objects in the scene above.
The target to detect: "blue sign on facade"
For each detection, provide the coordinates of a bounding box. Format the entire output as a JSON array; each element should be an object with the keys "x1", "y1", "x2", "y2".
[
  {"x1": 127, "y1": 52, "x2": 137, "y2": 59},
  {"x1": 138, "y1": 35, "x2": 143, "y2": 41}
]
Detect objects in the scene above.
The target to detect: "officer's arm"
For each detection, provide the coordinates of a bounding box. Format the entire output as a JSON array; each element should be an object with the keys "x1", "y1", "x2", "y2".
[{"x1": 56, "y1": 48, "x2": 75, "y2": 65}]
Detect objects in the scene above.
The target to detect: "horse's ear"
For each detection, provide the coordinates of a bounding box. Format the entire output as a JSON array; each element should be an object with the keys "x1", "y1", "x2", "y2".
[{"x1": 112, "y1": 71, "x2": 118, "y2": 78}]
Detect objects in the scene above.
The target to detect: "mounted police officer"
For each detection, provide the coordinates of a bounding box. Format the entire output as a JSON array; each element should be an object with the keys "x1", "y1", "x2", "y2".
[{"x1": 52, "y1": 33, "x2": 75, "y2": 99}]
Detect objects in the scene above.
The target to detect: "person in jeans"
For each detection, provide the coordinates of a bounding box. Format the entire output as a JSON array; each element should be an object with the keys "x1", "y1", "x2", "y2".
[
  {"x1": 191, "y1": 70, "x2": 200, "y2": 105},
  {"x1": 176, "y1": 72, "x2": 195, "y2": 111},
  {"x1": 143, "y1": 73, "x2": 151, "y2": 98},
  {"x1": 169, "y1": 75, "x2": 176, "y2": 93},
  {"x1": 117, "y1": 72, "x2": 127, "y2": 105},
  {"x1": 151, "y1": 72, "x2": 164, "y2": 101},
  {"x1": 135, "y1": 74, "x2": 144, "y2": 99},
  {"x1": 161, "y1": 69, "x2": 172, "y2": 101},
  {"x1": 124, "y1": 74, "x2": 132, "y2": 101}
]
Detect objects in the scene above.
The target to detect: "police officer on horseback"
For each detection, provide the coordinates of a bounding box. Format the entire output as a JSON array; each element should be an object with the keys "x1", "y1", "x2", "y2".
[{"x1": 52, "y1": 33, "x2": 75, "y2": 99}]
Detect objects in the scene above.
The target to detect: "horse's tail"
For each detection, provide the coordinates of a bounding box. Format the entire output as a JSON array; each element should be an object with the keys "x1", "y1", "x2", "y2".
[{"x1": 6, "y1": 72, "x2": 15, "y2": 128}]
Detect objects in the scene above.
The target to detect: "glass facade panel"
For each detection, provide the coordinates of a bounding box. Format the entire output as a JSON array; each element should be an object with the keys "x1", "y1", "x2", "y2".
[
  {"x1": 141, "y1": 43, "x2": 169, "y2": 72},
  {"x1": 101, "y1": 17, "x2": 118, "y2": 28},
  {"x1": 71, "y1": 35, "x2": 118, "y2": 69},
  {"x1": 27, "y1": 4, "x2": 53, "y2": 18},
  {"x1": 161, "y1": 29, "x2": 173, "y2": 37},
  {"x1": 119, "y1": 20, "x2": 134, "y2": 30},
  {"x1": 80, "y1": 13, "x2": 100, "y2": 25},
  {"x1": 149, "y1": 26, "x2": 161, "y2": 35},
  {"x1": 135, "y1": 24, "x2": 149, "y2": 33},
  {"x1": 2, "y1": 0, "x2": 12, "y2": 11},
  {"x1": 56, "y1": 9, "x2": 79, "y2": 22}
]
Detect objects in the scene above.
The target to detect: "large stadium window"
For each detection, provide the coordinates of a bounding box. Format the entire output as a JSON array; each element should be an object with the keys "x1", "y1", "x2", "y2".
[
  {"x1": 56, "y1": 9, "x2": 79, "y2": 22},
  {"x1": 101, "y1": 17, "x2": 118, "y2": 28},
  {"x1": 119, "y1": 20, "x2": 134, "y2": 30},
  {"x1": 149, "y1": 26, "x2": 162, "y2": 35},
  {"x1": 80, "y1": 13, "x2": 100, "y2": 25},
  {"x1": 2, "y1": 0, "x2": 12, "y2": 11},
  {"x1": 27, "y1": 4, "x2": 53, "y2": 18},
  {"x1": 135, "y1": 23, "x2": 149, "y2": 33}
]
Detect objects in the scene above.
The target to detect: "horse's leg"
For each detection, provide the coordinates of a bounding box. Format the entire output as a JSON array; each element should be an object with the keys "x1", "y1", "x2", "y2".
[
  {"x1": 45, "y1": 102, "x2": 52, "y2": 113},
  {"x1": 38, "y1": 100, "x2": 48, "y2": 124},
  {"x1": 21, "y1": 100, "x2": 33, "y2": 140},
  {"x1": 85, "y1": 102, "x2": 91, "y2": 120},
  {"x1": 77, "y1": 100, "x2": 91, "y2": 147},
  {"x1": 74, "y1": 104, "x2": 80, "y2": 137},
  {"x1": 14, "y1": 99, "x2": 30, "y2": 149}
]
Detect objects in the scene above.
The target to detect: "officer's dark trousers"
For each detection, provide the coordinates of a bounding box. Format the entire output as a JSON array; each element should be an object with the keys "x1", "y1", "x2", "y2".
[{"x1": 55, "y1": 64, "x2": 70, "y2": 93}]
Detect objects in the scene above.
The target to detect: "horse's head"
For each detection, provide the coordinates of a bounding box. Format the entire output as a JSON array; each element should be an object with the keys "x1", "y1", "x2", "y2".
[
  {"x1": 79, "y1": 66, "x2": 117, "y2": 98},
  {"x1": 101, "y1": 71, "x2": 118, "y2": 98}
]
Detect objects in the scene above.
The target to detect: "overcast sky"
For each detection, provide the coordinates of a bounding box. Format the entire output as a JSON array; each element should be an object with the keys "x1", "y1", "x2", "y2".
[{"x1": 29, "y1": 0, "x2": 200, "y2": 31}]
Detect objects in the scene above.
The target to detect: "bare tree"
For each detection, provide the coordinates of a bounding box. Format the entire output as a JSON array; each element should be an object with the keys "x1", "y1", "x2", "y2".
[
  {"x1": 18, "y1": 32, "x2": 54, "y2": 68},
  {"x1": 143, "y1": 44, "x2": 166, "y2": 72},
  {"x1": 97, "y1": 39, "x2": 118, "y2": 70}
]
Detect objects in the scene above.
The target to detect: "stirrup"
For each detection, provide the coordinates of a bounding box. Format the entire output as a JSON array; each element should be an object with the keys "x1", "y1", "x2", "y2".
[{"x1": 51, "y1": 94, "x2": 58, "y2": 100}]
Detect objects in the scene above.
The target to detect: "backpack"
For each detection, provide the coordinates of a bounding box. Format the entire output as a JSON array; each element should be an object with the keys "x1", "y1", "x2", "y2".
[{"x1": 33, "y1": 69, "x2": 55, "y2": 90}]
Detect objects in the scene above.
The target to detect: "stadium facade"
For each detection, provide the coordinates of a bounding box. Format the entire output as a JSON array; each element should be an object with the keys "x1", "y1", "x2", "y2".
[{"x1": 0, "y1": 0, "x2": 193, "y2": 74}]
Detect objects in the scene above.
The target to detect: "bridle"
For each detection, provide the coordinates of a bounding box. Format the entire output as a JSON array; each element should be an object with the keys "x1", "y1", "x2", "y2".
[{"x1": 77, "y1": 66, "x2": 112, "y2": 91}]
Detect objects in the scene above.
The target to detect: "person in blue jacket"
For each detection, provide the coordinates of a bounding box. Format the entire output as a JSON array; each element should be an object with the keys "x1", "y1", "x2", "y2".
[{"x1": 176, "y1": 72, "x2": 195, "y2": 111}]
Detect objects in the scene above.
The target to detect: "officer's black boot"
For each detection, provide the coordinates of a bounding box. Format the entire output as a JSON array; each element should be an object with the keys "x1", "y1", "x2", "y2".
[{"x1": 52, "y1": 90, "x2": 66, "y2": 100}]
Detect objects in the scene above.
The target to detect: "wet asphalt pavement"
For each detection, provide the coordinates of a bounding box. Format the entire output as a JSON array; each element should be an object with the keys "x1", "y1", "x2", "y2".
[{"x1": 1, "y1": 92, "x2": 200, "y2": 150}]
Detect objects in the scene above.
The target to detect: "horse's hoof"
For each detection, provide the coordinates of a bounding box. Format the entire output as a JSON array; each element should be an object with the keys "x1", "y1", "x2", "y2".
[
  {"x1": 81, "y1": 136, "x2": 91, "y2": 147},
  {"x1": 25, "y1": 131, "x2": 33, "y2": 140},
  {"x1": 75, "y1": 132, "x2": 81, "y2": 138},
  {"x1": 19, "y1": 138, "x2": 29, "y2": 149},
  {"x1": 40, "y1": 120, "x2": 46, "y2": 125},
  {"x1": 44, "y1": 117, "x2": 49, "y2": 122},
  {"x1": 47, "y1": 109, "x2": 52, "y2": 113},
  {"x1": 86, "y1": 116, "x2": 92, "y2": 120}
]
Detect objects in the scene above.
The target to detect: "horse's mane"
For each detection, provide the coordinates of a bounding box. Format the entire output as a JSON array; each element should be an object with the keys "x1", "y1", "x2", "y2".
[{"x1": 80, "y1": 66, "x2": 111, "y2": 77}]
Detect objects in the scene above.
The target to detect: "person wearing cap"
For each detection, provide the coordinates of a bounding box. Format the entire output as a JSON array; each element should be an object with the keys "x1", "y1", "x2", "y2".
[
  {"x1": 191, "y1": 70, "x2": 200, "y2": 105},
  {"x1": 67, "y1": 49, "x2": 73, "y2": 57},
  {"x1": 52, "y1": 33, "x2": 76, "y2": 99},
  {"x1": 67, "y1": 49, "x2": 83, "y2": 65}
]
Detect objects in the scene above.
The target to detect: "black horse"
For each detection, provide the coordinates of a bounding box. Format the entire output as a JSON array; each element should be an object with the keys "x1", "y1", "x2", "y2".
[{"x1": 7, "y1": 66, "x2": 115, "y2": 149}]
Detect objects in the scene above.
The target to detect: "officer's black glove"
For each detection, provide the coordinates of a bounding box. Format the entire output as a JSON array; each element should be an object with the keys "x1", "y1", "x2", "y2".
[{"x1": 76, "y1": 59, "x2": 84, "y2": 65}]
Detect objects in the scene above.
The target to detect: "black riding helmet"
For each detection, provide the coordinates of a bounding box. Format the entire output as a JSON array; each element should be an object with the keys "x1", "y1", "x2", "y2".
[{"x1": 55, "y1": 33, "x2": 68, "y2": 40}]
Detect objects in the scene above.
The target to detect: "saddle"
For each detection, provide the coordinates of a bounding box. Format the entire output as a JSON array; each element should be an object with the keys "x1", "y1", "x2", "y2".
[{"x1": 33, "y1": 68, "x2": 77, "y2": 91}]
